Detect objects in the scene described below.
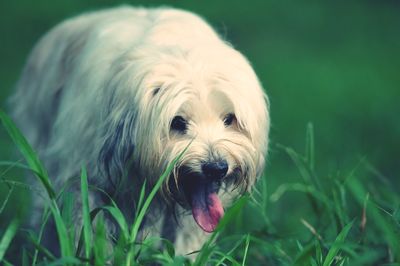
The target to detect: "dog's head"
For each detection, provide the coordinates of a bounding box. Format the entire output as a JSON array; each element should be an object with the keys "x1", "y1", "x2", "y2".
[{"x1": 101, "y1": 44, "x2": 269, "y2": 232}]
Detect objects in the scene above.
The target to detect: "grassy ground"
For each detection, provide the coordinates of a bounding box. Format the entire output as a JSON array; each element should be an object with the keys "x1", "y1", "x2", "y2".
[{"x1": 1, "y1": 1, "x2": 399, "y2": 265}]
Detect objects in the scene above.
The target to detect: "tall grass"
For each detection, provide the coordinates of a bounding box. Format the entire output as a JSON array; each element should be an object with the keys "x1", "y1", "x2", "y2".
[{"x1": 1, "y1": 111, "x2": 399, "y2": 265}]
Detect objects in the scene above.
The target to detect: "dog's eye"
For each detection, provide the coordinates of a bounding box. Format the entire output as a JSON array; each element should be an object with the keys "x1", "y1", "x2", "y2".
[
  {"x1": 152, "y1": 87, "x2": 160, "y2": 96},
  {"x1": 223, "y1": 113, "x2": 236, "y2": 127},
  {"x1": 171, "y1": 116, "x2": 188, "y2": 133}
]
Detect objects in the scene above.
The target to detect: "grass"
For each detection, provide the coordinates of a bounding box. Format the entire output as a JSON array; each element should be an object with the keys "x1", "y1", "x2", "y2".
[
  {"x1": 0, "y1": 110, "x2": 399, "y2": 265},
  {"x1": 0, "y1": 2, "x2": 399, "y2": 265}
]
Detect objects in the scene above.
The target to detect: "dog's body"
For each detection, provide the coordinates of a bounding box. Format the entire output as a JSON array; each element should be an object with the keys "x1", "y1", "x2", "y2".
[{"x1": 10, "y1": 6, "x2": 269, "y2": 255}]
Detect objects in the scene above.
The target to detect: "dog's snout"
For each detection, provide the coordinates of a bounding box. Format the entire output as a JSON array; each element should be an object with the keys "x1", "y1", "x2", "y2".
[{"x1": 202, "y1": 161, "x2": 228, "y2": 180}]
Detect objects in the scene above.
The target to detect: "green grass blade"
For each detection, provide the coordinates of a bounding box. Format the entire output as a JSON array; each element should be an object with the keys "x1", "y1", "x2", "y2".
[
  {"x1": 32, "y1": 206, "x2": 52, "y2": 265},
  {"x1": 77, "y1": 192, "x2": 129, "y2": 250},
  {"x1": 126, "y1": 142, "x2": 191, "y2": 266},
  {"x1": 305, "y1": 122, "x2": 315, "y2": 171},
  {"x1": 0, "y1": 159, "x2": 25, "y2": 179},
  {"x1": 241, "y1": 234, "x2": 250, "y2": 266},
  {"x1": 80, "y1": 166, "x2": 92, "y2": 261},
  {"x1": 0, "y1": 109, "x2": 55, "y2": 199},
  {"x1": 322, "y1": 220, "x2": 354, "y2": 266},
  {"x1": 0, "y1": 185, "x2": 14, "y2": 215},
  {"x1": 310, "y1": 258, "x2": 318, "y2": 266},
  {"x1": 22, "y1": 247, "x2": 29, "y2": 266},
  {"x1": 214, "y1": 196, "x2": 249, "y2": 235},
  {"x1": 93, "y1": 216, "x2": 107, "y2": 266},
  {"x1": 44, "y1": 256, "x2": 82, "y2": 266},
  {"x1": 292, "y1": 241, "x2": 316, "y2": 264},
  {"x1": 278, "y1": 140, "x2": 322, "y2": 192},
  {"x1": 2, "y1": 259, "x2": 13, "y2": 266},
  {"x1": 277, "y1": 144, "x2": 311, "y2": 184},
  {"x1": 347, "y1": 176, "x2": 400, "y2": 260},
  {"x1": 128, "y1": 157, "x2": 178, "y2": 242},
  {"x1": 135, "y1": 180, "x2": 147, "y2": 218},
  {"x1": 215, "y1": 235, "x2": 246, "y2": 266},
  {"x1": 270, "y1": 183, "x2": 331, "y2": 207},
  {"x1": 49, "y1": 200, "x2": 73, "y2": 258},
  {"x1": 0, "y1": 219, "x2": 19, "y2": 261},
  {"x1": 1, "y1": 110, "x2": 74, "y2": 259},
  {"x1": 61, "y1": 192, "x2": 75, "y2": 245},
  {"x1": 102, "y1": 206, "x2": 129, "y2": 240},
  {"x1": 0, "y1": 161, "x2": 29, "y2": 170},
  {"x1": 27, "y1": 232, "x2": 57, "y2": 261},
  {"x1": 315, "y1": 240, "x2": 323, "y2": 264},
  {"x1": 214, "y1": 250, "x2": 241, "y2": 265}
]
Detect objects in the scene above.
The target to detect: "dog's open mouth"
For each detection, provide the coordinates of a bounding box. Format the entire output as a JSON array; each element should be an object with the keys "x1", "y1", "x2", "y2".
[
  {"x1": 189, "y1": 180, "x2": 224, "y2": 233},
  {"x1": 180, "y1": 177, "x2": 224, "y2": 233}
]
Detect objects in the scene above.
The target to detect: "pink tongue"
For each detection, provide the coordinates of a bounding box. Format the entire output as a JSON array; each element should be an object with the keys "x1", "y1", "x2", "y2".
[{"x1": 191, "y1": 189, "x2": 224, "y2": 233}]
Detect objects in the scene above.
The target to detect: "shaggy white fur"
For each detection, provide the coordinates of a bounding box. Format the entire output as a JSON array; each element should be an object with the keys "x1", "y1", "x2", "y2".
[{"x1": 10, "y1": 6, "x2": 270, "y2": 256}]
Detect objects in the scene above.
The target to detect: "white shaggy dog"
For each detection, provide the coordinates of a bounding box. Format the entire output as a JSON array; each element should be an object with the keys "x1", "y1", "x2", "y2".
[{"x1": 10, "y1": 6, "x2": 269, "y2": 255}]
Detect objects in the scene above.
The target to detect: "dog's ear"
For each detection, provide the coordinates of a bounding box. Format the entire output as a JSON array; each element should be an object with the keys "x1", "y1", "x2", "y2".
[{"x1": 98, "y1": 113, "x2": 136, "y2": 187}]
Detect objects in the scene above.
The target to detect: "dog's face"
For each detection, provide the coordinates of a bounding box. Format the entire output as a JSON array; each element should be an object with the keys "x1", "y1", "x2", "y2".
[
  {"x1": 164, "y1": 89, "x2": 261, "y2": 232},
  {"x1": 110, "y1": 45, "x2": 269, "y2": 232}
]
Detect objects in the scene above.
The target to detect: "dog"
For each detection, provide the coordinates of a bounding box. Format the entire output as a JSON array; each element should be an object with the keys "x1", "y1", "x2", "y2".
[{"x1": 10, "y1": 6, "x2": 270, "y2": 256}]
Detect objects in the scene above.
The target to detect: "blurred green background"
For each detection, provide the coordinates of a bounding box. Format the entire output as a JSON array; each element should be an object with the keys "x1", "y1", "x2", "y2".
[{"x1": 0, "y1": 0, "x2": 399, "y2": 257}]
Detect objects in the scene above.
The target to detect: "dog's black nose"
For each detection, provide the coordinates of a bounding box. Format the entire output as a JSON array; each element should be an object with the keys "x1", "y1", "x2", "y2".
[{"x1": 202, "y1": 160, "x2": 228, "y2": 180}]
